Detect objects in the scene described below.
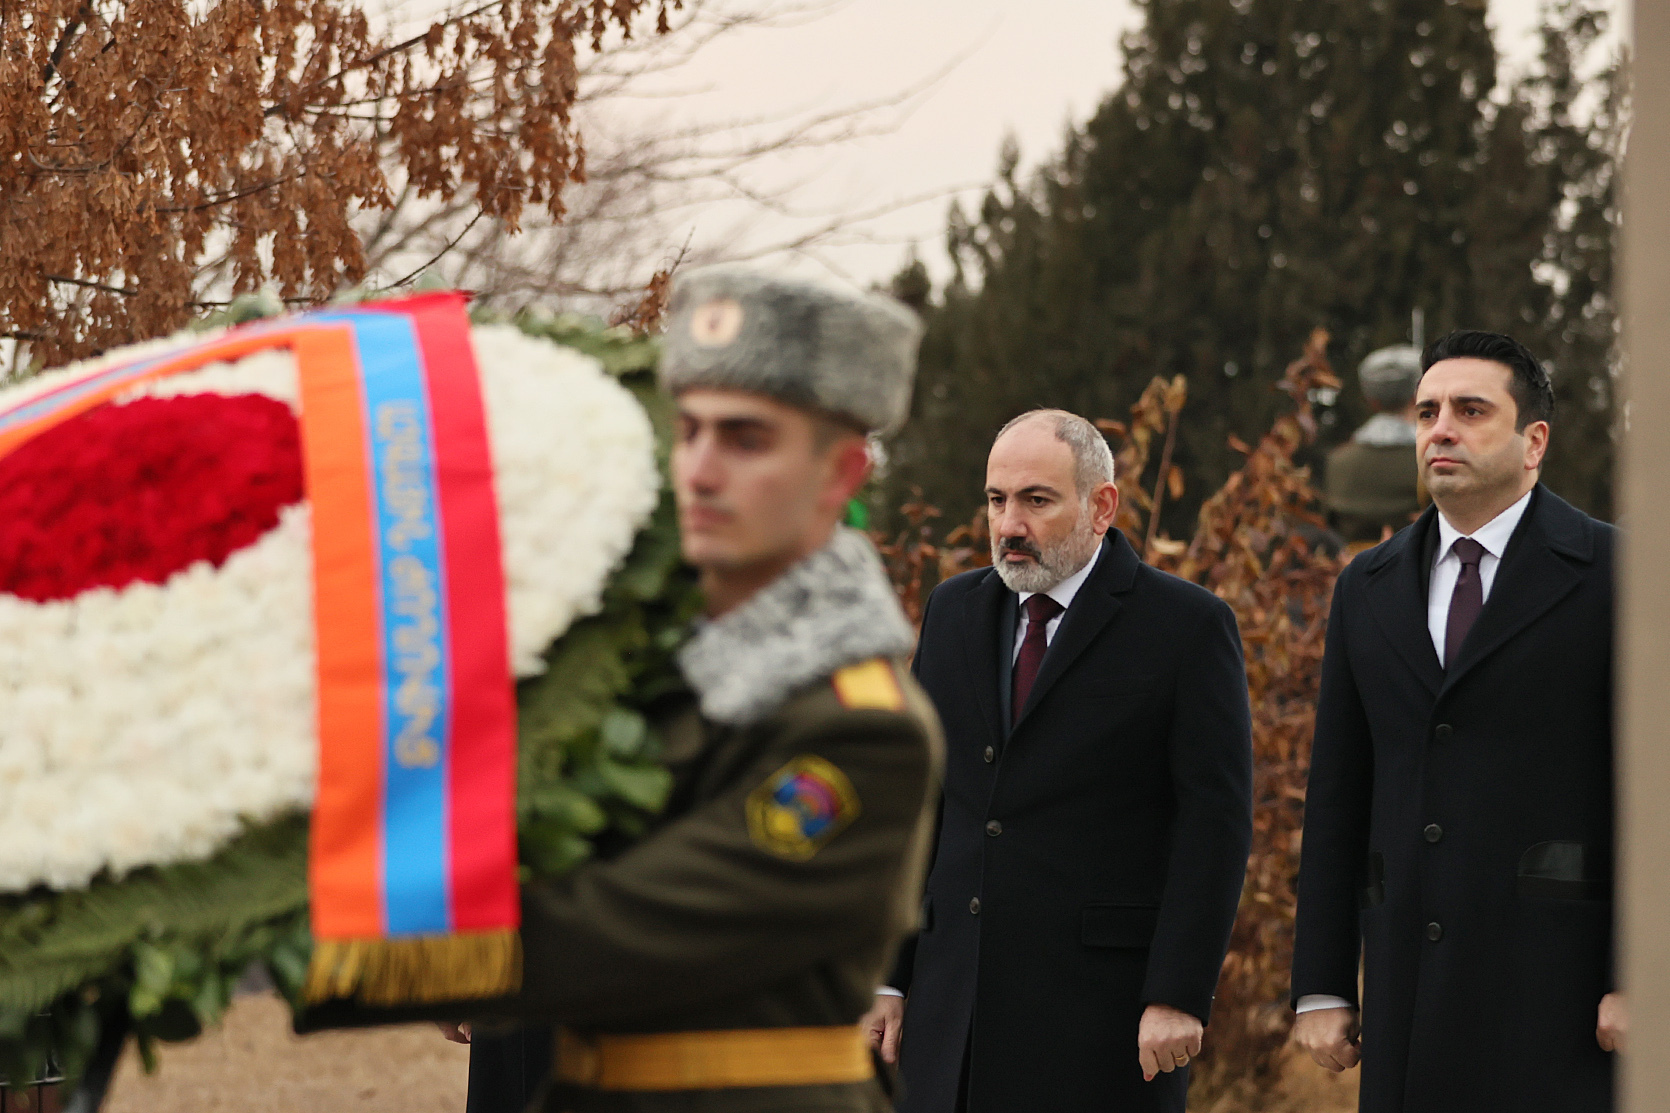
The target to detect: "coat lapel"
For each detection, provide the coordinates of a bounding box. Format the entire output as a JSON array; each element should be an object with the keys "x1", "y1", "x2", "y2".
[
  {"x1": 960, "y1": 569, "x2": 1011, "y2": 747},
  {"x1": 1441, "y1": 485, "x2": 1591, "y2": 695},
  {"x1": 1363, "y1": 506, "x2": 1445, "y2": 698},
  {"x1": 1013, "y1": 532, "x2": 1137, "y2": 730}
]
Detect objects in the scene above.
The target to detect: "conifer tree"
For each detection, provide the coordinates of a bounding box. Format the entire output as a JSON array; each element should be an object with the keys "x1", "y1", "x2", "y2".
[{"x1": 885, "y1": 0, "x2": 1619, "y2": 529}]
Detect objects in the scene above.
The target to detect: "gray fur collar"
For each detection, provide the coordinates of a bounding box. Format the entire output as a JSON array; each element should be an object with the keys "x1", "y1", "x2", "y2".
[
  {"x1": 678, "y1": 526, "x2": 915, "y2": 726},
  {"x1": 1353, "y1": 412, "x2": 1418, "y2": 447}
]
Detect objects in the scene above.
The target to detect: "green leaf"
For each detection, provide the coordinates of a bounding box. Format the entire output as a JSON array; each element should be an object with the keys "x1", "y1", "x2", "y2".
[
  {"x1": 597, "y1": 760, "x2": 674, "y2": 812},
  {"x1": 599, "y1": 709, "x2": 649, "y2": 759},
  {"x1": 520, "y1": 825, "x2": 594, "y2": 877},
  {"x1": 529, "y1": 783, "x2": 608, "y2": 834},
  {"x1": 0, "y1": 1008, "x2": 28, "y2": 1040},
  {"x1": 132, "y1": 943, "x2": 175, "y2": 999},
  {"x1": 190, "y1": 968, "x2": 227, "y2": 1025}
]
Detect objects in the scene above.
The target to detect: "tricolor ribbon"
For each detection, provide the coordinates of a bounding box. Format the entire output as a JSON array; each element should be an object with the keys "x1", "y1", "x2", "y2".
[{"x1": 0, "y1": 295, "x2": 522, "y2": 1005}]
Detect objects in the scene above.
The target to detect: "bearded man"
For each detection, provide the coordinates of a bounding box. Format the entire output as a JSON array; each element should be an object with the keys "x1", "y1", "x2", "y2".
[
  {"x1": 1293, "y1": 331, "x2": 1622, "y2": 1112},
  {"x1": 863, "y1": 410, "x2": 1253, "y2": 1113}
]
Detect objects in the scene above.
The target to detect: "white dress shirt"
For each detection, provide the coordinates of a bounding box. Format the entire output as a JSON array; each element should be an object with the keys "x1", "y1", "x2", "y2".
[
  {"x1": 1295, "y1": 489, "x2": 1533, "y2": 1016},
  {"x1": 1012, "y1": 542, "x2": 1103, "y2": 663},
  {"x1": 1425, "y1": 489, "x2": 1532, "y2": 667},
  {"x1": 876, "y1": 542, "x2": 1104, "y2": 1000}
]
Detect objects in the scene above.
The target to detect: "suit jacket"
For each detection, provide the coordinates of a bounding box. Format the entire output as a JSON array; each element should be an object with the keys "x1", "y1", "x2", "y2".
[
  {"x1": 1293, "y1": 485, "x2": 1616, "y2": 1113},
  {"x1": 894, "y1": 530, "x2": 1253, "y2": 1113}
]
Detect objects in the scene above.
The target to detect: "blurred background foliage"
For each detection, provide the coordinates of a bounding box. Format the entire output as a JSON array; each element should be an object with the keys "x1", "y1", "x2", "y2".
[{"x1": 880, "y1": 0, "x2": 1622, "y2": 536}]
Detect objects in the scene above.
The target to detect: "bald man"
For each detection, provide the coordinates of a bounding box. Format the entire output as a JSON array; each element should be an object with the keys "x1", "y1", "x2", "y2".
[{"x1": 864, "y1": 410, "x2": 1252, "y2": 1113}]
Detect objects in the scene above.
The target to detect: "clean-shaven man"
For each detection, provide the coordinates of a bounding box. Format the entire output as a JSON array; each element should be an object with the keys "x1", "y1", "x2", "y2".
[
  {"x1": 343, "y1": 265, "x2": 945, "y2": 1113},
  {"x1": 867, "y1": 410, "x2": 1252, "y2": 1113},
  {"x1": 1293, "y1": 330, "x2": 1624, "y2": 1112}
]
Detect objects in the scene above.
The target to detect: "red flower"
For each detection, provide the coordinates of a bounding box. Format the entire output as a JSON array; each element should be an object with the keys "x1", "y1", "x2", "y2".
[{"x1": 0, "y1": 394, "x2": 305, "y2": 603}]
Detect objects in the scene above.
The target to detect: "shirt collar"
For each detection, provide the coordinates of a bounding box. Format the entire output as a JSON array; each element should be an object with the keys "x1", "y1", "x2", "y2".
[
  {"x1": 1018, "y1": 538, "x2": 1103, "y2": 614},
  {"x1": 1435, "y1": 488, "x2": 1534, "y2": 564}
]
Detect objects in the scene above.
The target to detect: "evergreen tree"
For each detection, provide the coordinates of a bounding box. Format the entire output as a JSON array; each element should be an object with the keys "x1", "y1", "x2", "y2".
[{"x1": 884, "y1": 0, "x2": 1619, "y2": 532}]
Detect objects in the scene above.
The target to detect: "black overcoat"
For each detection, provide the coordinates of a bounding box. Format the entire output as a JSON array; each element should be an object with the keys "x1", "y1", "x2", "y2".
[
  {"x1": 1292, "y1": 486, "x2": 1616, "y2": 1113},
  {"x1": 894, "y1": 531, "x2": 1253, "y2": 1113}
]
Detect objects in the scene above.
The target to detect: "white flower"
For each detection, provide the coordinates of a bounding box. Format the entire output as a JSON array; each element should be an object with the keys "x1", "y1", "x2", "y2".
[{"x1": 0, "y1": 322, "x2": 660, "y2": 893}]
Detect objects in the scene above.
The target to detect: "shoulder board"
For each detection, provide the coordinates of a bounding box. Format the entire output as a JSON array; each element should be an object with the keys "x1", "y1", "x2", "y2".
[{"x1": 831, "y1": 658, "x2": 906, "y2": 712}]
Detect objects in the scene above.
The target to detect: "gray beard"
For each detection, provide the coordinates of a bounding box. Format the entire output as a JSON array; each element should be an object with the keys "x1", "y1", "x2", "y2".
[{"x1": 991, "y1": 514, "x2": 1100, "y2": 595}]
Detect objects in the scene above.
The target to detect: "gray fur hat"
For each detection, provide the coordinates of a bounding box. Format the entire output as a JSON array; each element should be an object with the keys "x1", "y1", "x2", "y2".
[
  {"x1": 1358, "y1": 344, "x2": 1423, "y2": 409},
  {"x1": 659, "y1": 264, "x2": 923, "y2": 433}
]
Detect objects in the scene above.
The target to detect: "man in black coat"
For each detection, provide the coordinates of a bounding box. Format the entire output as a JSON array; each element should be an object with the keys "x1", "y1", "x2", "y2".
[
  {"x1": 863, "y1": 410, "x2": 1253, "y2": 1113},
  {"x1": 1292, "y1": 331, "x2": 1626, "y2": 1113}
]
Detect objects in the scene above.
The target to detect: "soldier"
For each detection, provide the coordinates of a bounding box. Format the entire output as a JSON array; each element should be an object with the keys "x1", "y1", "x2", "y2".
[
  {"x1": 397, "y1": 264, "x2": 943, "y2": 1113},
  {"x1": 1325, "y1": 344, "x2": 1426, "y2": 545}
]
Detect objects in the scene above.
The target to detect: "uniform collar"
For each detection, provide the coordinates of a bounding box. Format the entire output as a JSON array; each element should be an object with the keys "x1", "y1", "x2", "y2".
[
  {"x1": 1353, "y1": 412, "x2": 1418, "y2": 446},
  {"x1": 677, "y1": 526, "x2": 914, "y2": 727}
]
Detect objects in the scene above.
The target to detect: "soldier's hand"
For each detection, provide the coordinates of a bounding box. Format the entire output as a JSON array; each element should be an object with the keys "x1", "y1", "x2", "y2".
[
  {"x1": 1293, "y1": 1006, "x2": 1360, "y2": 1072},
  {"x1": 1598, "y1": 992, "x2": 1628, "y2": 1053},
  {"x1": 861, "y1": 993, "x2": 906, "y2": 1064},
  {"x1": 437, "y1": 1021, "x2": 472, "y2": 1044},
  {"x1": 1137, "y1": 1003, "x2": 1203, "y2": 1081}
]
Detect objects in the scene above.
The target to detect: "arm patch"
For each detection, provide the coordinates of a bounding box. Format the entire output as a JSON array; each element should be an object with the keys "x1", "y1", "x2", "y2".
[
  {"x1": 746, "y1": 755, "x2": 861, "y2": 861},
  {"x1": 831, "y1": 659, "x2": 905, "y2": 711}
]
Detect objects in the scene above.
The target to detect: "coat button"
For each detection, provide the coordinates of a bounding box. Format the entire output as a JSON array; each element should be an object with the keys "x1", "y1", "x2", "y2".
[
  {"x1": 969, "y1": 897, "x2": 982, "y2": 915},
  {"x1": 1426, "y1": 921, "x2": 1443, "y2": 941},
  {"x1": 986, "y1": 820, "x2": 1003, "y2": 836},
  {"x1": 983, "y1": 745, "x2": 995, "y2": 763},
  {"x1": 1434, "y1": 724, "x2": 1453, "y2": 741},
  {"x1": 1424, "y1": 824, "x2": 1443, "y2": 843}
]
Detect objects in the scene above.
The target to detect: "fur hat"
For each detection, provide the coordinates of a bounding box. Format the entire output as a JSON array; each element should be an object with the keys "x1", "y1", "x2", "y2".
[
  {"x1": 659, "y1": 265, "x2": 923, "y2": 433},
  {"x1": 1358, "y1": 344, "x2": 1423, "y2": 409}
]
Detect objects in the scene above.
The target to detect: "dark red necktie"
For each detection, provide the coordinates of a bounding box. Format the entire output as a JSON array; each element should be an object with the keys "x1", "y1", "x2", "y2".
[
  {"x1": 1444, "y1": 537, "x2": 1486, "y2": 668},
  {"x1": 1012, "y1": 594, "x2": 1064, "y2": 724}
]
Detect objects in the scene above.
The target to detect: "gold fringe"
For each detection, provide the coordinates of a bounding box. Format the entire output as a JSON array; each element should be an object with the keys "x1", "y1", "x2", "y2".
[{"x1": 303, "y1": 930, "x2": 523, "y2": 1006}]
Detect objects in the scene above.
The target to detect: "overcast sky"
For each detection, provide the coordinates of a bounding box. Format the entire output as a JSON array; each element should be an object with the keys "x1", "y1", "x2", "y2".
[{"x1": 590, "y1": 0, "x2": 1629, "y2": 290}]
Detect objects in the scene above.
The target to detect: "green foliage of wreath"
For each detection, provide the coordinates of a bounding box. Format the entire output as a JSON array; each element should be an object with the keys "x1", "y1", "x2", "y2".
[{"x1": 0, "y1": 304, "x2": 698, "y2": 1085}]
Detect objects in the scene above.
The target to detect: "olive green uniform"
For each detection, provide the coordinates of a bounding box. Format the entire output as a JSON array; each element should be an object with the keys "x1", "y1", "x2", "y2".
[
  {"x1": 300, "y1": 265, "x2": 937, "y2": 1112},
  {"x1": 518, "y1": 660, "x2": 941, "y2": 1112},
  {"x1": 1324, "y1": 438, "x2": 1423, "y2": 544},
  {"x1": 297, "y1": 658, "x2": 940, "y2": 1112}
]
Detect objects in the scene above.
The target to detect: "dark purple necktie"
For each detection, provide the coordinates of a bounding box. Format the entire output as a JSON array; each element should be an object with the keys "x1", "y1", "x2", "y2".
[
  {"x1": 1444, "y1": 537, "x2": 1486, "y2": 668},
  {"x1": 1013, "y1": 594, "x2": 1064, "y2": 724}
]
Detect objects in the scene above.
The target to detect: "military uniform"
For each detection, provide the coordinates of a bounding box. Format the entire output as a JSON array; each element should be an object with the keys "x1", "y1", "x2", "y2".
[
  {"x1": 1324, "y1": 434, "x2": 1422, "y2": 544},
  {"x1": 299, "y1": 584, "x2": 941, "y2": 1113},
  {"x1": 521, "y1": 657, "x2": 941, "y2": 1112},
  {"x1": 1327, "y1": 343, "x2": 1428, "y2": 546},
  {"x1": 302, "y1": 265, "x2": 937, "y2": 1111},
  {"x1": 524, "y1": 267, "x2": 939, "y2": 1110}
]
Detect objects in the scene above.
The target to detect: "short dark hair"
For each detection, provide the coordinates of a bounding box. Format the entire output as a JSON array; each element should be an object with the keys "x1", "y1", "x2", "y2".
[{"x1": 1420, "y1": 330, "x2": 1554, "y2": 431}]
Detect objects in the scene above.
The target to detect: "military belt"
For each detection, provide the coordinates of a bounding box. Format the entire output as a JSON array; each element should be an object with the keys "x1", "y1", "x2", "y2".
[{"x1": 554, "y1": 1025, "x2": 874, "y2": 1090}]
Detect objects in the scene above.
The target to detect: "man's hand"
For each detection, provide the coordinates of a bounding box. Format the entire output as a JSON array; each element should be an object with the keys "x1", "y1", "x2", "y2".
[
  {"x1": 437, "y1": 1021, "x2": 471, "y2": 1045},
  {"x1": 1137, "y1": 1003, "x2": 1203, "y2": 1082},
  {"x1": 1598, "y1": 992, "x2": 1627, "y2": 1053},
  {"x1": 1293, "y1": 1006, "x2": 1360, "y2": 1072},
  {"x1": 861, "y1": 993, "x2": 906, "y2": 1064}
]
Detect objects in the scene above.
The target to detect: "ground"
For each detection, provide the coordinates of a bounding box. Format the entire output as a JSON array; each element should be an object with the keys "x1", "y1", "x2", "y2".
[
  {"x1": 100, "y1": 994, "x2": 1357, "y2": 1113},
  {"x1": 1193, "y1": 1052, "x2": 1361, "y2": 1113},
  {"x1": 104, "y1": 995, "x2": 469, "y2": 1113}
]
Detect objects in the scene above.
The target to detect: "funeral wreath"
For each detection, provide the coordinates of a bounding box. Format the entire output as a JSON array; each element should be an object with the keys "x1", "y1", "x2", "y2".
[{"x1": 0, "y1": 296, "x2": 700, "y2": 1086}]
